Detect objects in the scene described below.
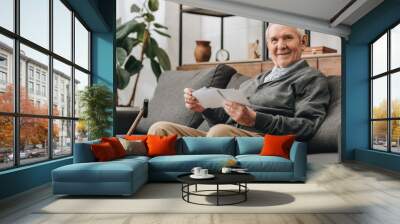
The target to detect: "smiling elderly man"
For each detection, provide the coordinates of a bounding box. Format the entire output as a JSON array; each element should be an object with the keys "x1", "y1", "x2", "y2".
[{"x1": 148, "y1": 24, "x2": 330, "y2": 141}]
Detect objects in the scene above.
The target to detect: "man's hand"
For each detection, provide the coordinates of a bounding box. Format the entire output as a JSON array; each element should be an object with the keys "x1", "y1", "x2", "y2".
[
  {"x1": 184, "y1": 88, "x2": 205, "y2": 113},
  {"x1": 223, "y1": 100, "x2": 256, "y2": 127}
]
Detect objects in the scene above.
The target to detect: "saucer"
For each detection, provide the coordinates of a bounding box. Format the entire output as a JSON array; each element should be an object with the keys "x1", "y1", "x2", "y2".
[{"x1": 190, "y1": 174, "x2": 215, "y2": 179}]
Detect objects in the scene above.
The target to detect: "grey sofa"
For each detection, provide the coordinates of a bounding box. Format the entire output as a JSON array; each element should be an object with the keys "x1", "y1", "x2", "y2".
[{"x1": 116, "y1": 65, "x2": 341, "y2": 153}]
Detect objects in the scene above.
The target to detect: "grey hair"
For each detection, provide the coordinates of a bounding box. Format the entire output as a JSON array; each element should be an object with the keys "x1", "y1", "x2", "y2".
[{"x1": 265, "y1": 24, "x2": 305, "y2": 40}]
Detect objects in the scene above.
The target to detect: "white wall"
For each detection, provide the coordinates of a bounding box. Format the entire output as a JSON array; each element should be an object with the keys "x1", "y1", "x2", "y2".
[
  {"x1": 310, "y1": 31, "x2": 342, "y2": 54},
  {"x1": 117, "y1": 0, "x2": 342, "y2": 106}
]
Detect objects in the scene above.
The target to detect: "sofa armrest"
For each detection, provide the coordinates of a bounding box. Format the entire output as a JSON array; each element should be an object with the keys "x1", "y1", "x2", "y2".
[
  {"x1": 289, "y1": 141, "x2": 307, "y2": 182},
  {"x1": 73, "y1": 140, "x2": 100, "y2": 163}
]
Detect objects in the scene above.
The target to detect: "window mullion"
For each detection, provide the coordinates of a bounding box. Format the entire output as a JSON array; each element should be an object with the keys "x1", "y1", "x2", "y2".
[
  {"x1": 13, "y1": 0, "x2": 21, "y2": 167},
  {"x1": 49, "y1": 0, "x2": 54, "y2": 160},
  {"x1": 71, "y1": 10, "x2": 76, "y2": 154},
  {"x1": 388, "y1": 30, "x2": 391, "y2": 152}
]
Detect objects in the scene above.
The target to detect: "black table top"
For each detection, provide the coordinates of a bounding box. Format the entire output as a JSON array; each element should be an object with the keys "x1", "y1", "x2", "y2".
[{"x1": 177, "y1": 172, "x2": 255, "y2": 185}]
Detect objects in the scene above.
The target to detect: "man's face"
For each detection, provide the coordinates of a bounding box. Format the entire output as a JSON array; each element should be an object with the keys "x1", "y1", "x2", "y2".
[{"x1": 267, "y1": 25, "x2": 306, "y2": 68}]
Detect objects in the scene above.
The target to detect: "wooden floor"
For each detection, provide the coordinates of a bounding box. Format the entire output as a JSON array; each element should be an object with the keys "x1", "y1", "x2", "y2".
[{"x1": 1, "y1": 153, "x2": 400, "y2": 224}]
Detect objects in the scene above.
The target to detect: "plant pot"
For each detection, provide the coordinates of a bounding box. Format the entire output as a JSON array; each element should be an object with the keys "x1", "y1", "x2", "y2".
[{"x1": 194, "y1": 40, "x2": 211, "y2": 62}]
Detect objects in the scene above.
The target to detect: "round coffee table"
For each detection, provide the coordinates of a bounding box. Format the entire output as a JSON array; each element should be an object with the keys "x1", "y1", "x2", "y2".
[{"x1": 177, "y1": 173, "x2": 255, "y2": 206}]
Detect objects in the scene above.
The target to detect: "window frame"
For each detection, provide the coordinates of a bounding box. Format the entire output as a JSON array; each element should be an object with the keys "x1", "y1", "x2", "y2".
[
  {"x1": 0, "y1": 0, "x2": 92, "y2": 171},
  {"x1": 370, "y1": 21, "x2": 400, "y2": 154}
]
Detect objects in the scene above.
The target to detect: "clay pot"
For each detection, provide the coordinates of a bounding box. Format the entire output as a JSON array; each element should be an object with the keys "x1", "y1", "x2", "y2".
[{"x1": 194, "y1": 40, "x2": 211, "y2": 62}]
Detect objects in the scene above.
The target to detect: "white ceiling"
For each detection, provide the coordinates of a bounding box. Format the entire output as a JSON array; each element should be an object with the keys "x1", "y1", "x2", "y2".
[{"x1": 167, "y1": 0, "x2": 384, "y2": 38}]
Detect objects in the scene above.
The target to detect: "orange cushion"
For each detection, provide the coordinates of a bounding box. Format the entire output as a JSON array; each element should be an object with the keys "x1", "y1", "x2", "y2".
[
  {"x1": 259, "y1": 134, "x2": 296, "y2": 159},
  {"x1": 146, "y1": 135, "x2": 177, "y2": 157},
  {"x1": 91, "y1": 142, "x2": 118, "y2": 162},
  {"x1": 101, "y1": 137, "x2": 127, "y2": 158},
  {"x1": 124, "y1": 135, "x2": 148, "y2": 142}
]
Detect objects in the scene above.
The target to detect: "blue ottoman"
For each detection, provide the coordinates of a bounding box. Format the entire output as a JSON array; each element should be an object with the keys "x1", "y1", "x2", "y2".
[{"x1": 52, "y1": 156, "x2": 148, "y2": 196}]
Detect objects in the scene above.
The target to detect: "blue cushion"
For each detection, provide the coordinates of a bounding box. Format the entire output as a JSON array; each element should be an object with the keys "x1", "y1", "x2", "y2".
[
  {"x1": 179, "y1": 137, "x2": 235, "y2": 155},
  {"x1": 149, "y1": 154, "x2": 235, "y2": 172},
  {"x1": 73, "y1": 140, "x2": 100, "y2": 163},
  {"x1": 236, "y1": 137, "x2": 263, "y2": 155},
  {"x1": 236, "y1": 155, "x2": 293, "y2": 172},
  {"x1": 53, "y1": 159, "x2": 146, "y2": 183}
]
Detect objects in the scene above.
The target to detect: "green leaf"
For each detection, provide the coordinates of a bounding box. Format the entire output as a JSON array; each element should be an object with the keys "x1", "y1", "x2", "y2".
[
  {"x1": 144, "y1": 13, "x2": 155, "y2": 22},
  {"x1": 150, "y1": 59, "x2": 162, "y2": 80},
  {"x1": 154, "y1": 23, "x2": 168, "y2": 29},
  {"x1": 145, "y1": 37, "x2": 159, "y2": 59},
  {"x1": 122, "y1": 37, "x2": 140, "y2": 53},
  {"x1": 130, "y1": 3, "x2": 140, "y2": 12},
  {"x1": 154, "y1": 29, "x2": 171, "y2": 38},
  {"x1": 156, "y1": 48, "x2": 171, "y2": 70},
  {"x1": 117, "y1": 66, "x2": 132, "y2": 89},
  {"x1": 124, "y1": 55, "x2": 143, "y2": 74},
  {"x1": 116, "y1": 47, "x2": 127, "y2": 65},
  {"x1": 148, "y1": 0, "x2": 159, "y2": 11},
  {"x1": 116, "y1": 20, "x2": 145, "y2": 45}
]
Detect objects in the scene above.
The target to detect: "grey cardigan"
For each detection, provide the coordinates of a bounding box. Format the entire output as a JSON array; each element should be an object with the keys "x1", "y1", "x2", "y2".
[{"x1": 202, "y1": 60, "x2": 330, "y2": 141}]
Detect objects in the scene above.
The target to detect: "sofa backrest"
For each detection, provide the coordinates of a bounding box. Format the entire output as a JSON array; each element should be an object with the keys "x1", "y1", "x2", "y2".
[
  {"x1": 235, "y1": 137, "x2": 264, "y2": 155},
  {"x1": 177, "y1": 137, "x2": 236, "y2": 155}
]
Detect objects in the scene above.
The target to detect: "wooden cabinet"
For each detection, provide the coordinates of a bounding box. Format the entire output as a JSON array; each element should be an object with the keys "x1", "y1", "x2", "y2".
[{"x1": 177, "y1": 54, "x2": 341, "y2": 77}]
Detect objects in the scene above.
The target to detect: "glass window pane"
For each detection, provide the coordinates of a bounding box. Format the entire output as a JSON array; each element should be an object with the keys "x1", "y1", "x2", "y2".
[
  {"x1": 20, "y1": 0, "x2": 49, "y2": 49},
  {"x1": 20, "y1": 44, "x2": 49, "y2": 115},
  {"x1": 372, "y1": 33, "x2": 387, "y2": 76},
  {"x1": 53, "y1": 59, "x2": 72, "y2": 117},
  {"x1": 0, "y1": 35, "x2": 14, "y2": 112},
  {"x1": 53, "y1": 0, "x2": 72, "y2": 60},
  {"x1": 391, "y1": 72, "x2": 400, "y2": 118},
  {"x1": 372, "y1": 121, "x2": 388, "y2": 151},
  {"x1": 75, "y1": 120, "x2": 88, "y2": 143},
  {"x1": 391, "y1": 24, "x2": 400, "y2": 70},
  {"x1": 0, "y1": 116, "x2": 14, "y2": 170},
  {"x1": 20, "y1": 117, "x2": 49, "y2": 165},
  {"x1": 0, "y1": 0, "x2": 14, "y2": 31},
  {"x1": 391, "y1": 120, "x2": 400, "y2": 153},
  {"x1": 75, "y1": 18, "x2": 89, "y2": 70},
  {"x1": 372, "y1": 77, "x2": 387, "y2": 119},
  {"x1": 74, "y1": 69, "x2": 89, "y2": 118},
  {"x1": 53, "y1": 119, "x2": 72, "y2": 157}
]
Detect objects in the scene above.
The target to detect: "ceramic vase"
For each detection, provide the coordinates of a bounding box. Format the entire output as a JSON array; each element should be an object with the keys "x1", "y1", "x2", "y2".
[{"x1": 194, "y1": 40, "x2": 211, "y2": 62}]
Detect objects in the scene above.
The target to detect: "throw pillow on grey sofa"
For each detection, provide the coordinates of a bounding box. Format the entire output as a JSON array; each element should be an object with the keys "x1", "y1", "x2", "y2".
[{"x1": 135, "y1": 64, "x2": 237, "y2": 134}]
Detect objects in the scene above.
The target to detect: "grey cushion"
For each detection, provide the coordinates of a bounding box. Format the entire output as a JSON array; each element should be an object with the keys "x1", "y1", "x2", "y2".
[
  {"x1": 308, "y1": 76, "x2": 341, "y2": 153},
  {"x1": 136, "y1": 64, "x2": 236, "y2": 134}
]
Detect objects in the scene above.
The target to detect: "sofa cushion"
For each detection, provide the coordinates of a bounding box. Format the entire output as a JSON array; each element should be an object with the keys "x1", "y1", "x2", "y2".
[
  {"x1": 236, "y1": 155, "x2": 293, "y2": 172},
  {"x1": 179, "y1": 137, "x2": 235, "y2": 155},
  {"x1": 147, "y1": 135, "x2": 177, "y2": 157},
  {"x1": 148, "y1": 154, "x2": 235, "y2": 172},
  {"x1": 236, "y1": 137, "x2": 263, "y2": 155},
  {"x1": 260, "y1": 134, "x2": 295, "y2": 159},
  {"x1": 136, "y1": 64, "x2": 237, "y2": 134},
  {"x1": 73, "y1": 140, "x2": 100, "y2": 163},
  {"x1": 90, "y1": 142, "x2": 118, "y2": 162},
  {"x1": 52, "y1": 158, "x2": 147, "y2": 183}
]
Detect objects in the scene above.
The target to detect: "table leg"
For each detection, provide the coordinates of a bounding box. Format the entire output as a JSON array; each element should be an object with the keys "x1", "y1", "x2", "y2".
[
  {"x1": 217, "y1": 184, "x2": 219, "y2": 206},
  {"x1": 195, "y1": 184, "x2": 197, "y2": 192},
  {"x1": 245, "y1": 183, "x2": 247, "y2": 201}
]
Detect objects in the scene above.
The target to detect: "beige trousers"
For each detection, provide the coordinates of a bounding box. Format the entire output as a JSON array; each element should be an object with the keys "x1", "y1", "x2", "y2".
[{"x1": 147, "y1": 121, "x2": 263, "y2": 137}]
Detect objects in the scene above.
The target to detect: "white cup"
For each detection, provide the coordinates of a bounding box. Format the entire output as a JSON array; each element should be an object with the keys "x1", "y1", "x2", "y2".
[
  {"x1": 200, "y1": 169, "x2": 208, "y2": 176},
  {"x1": 191, "y1": 167, "x2": 202, "y2": 176},
  {"x1": 221, "y1": 167, "x2": 232, "y2": 174}
]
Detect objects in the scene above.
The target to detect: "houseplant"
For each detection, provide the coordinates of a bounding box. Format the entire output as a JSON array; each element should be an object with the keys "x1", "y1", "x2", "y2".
[
  {"x1": 116, "y1": 0, "x2": 171, "y2": 106},
  {"x1": 79, "y1": 84, "x2": 113, "y2": 140}
]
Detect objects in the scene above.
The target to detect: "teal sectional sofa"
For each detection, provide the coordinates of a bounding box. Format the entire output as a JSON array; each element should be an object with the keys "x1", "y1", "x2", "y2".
[{"x1": 52, "y1": 137, "x2": 307, "y2": 196}]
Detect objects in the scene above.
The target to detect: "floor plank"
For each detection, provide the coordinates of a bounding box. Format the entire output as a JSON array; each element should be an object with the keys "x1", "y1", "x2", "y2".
[{"x1": 1, "y1": 153, "x2": 400, "y2": 224}]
